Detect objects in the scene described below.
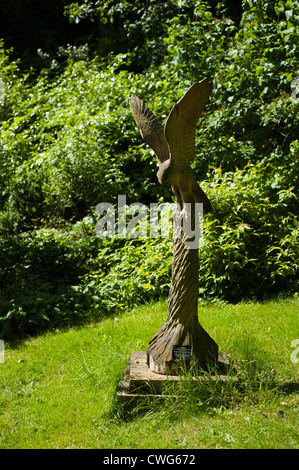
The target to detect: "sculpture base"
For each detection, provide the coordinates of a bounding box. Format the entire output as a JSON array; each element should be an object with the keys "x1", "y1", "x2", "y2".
[
  {"x1": 148, "y1": 346, "x2": 227, "y2": 376},
  {"x1": 117, "y1": 351, "x2": 234, "y2": 403},
  {"x1": 147, "y1": 318, "x2": 219, "y2": 375}
]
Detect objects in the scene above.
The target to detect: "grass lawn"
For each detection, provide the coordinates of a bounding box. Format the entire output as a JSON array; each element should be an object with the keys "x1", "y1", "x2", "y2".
[{"x1": 0, "y1": 297, "x2": 298, "y2": 449}]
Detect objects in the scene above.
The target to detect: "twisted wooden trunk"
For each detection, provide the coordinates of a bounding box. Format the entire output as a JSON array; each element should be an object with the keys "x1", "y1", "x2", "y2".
[{"x1": 148, "y1": 203, "x2": 218, "y2": 374}]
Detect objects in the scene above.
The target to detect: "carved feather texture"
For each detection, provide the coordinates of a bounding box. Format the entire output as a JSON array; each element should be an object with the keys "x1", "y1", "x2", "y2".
[
  {"x1": 165, "y1": 79, "x2": 212, "y2": 164},
  {"x1": 129, "y1": 95, "x2": 169, "y2": 165},
  {"x1": 130, "y1": 79, "x2": 212, "y2": 166}
]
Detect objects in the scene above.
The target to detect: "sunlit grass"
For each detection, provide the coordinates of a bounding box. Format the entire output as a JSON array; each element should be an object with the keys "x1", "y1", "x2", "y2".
[{"x1": 0, "y1": 298, "x2": 298, "y2": 449}]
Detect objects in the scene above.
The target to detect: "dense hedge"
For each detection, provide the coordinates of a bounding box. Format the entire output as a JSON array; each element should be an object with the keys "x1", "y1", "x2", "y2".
[{"x1": 0, "y1": 0, "x2": 298, "y2": 339}]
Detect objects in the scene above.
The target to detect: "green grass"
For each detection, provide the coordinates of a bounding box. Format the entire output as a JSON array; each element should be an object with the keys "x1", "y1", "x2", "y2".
[{"x1": 0, "y1": 297, "x2": 298, "y2": 449}]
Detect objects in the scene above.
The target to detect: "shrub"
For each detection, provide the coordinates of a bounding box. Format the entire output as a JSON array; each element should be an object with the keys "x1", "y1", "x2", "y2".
[
  {"x1": 0, "y1": 1, "x2": 298, "y2": 338},
  {"x1": 199, "y1": 165, "x2": 298, "y2": 301}
]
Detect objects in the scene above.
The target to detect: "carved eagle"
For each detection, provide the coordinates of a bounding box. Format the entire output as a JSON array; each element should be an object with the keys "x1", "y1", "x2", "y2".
[{"x1": 129, "y1": 79, "x2": 212, "y2": 213}]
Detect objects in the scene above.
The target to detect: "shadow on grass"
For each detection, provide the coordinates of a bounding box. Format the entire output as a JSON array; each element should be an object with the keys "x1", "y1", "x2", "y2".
[{"x1": 279, "y1": 382, "x2": 299, "y2": 394}]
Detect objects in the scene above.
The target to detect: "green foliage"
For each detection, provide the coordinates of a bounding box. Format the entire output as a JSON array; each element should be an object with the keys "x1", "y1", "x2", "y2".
[
  {"x1": 0, "y1": 227, "x2": 94, "y2": 338},
  {"x1": 164, "y1": 0, "x2": 299, "y2": 173},
  {"x1": 199, "y1": 165, "x2": 298, "y2": 300},
  {"x1": 0, "y1": 51, "x2": 166, "y2": 231},
  {"x1": 0, "y1": 219, "x2": 173, "y2": 338},
  {"x1": 0, "y1": 1, "x2": 298, "y2": 338},
  {"x1": 64, "y1": 0, "x2": 188, "y2": 68}
]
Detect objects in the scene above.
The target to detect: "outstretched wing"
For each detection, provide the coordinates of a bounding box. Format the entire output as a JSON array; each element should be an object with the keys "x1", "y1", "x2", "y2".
[
  {"x1": 164, "y1": 79, "x2": 212, "y2": 164},
  {"x1": 129, "y1": 96, "x2": 169, "y2": 165}
]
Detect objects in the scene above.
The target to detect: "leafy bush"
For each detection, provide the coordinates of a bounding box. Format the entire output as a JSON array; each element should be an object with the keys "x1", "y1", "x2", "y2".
[
  {"x1": 0, "y1": 218, "x2": 173, "y2": 339},
  {"x1": 0, "y1": 0, "x2": 298, "y2": 339},
  {"x1": 199, "y1": 165, "x2": 298, "y2": 301},
  {"x1": 0, "y1": 227, "x2": 96, "y2": 338}
]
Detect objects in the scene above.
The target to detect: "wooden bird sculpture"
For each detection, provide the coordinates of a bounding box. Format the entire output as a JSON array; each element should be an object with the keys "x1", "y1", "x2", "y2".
[{"x1": 130, "y1": 80, "x2": 218, "y2": 374}]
